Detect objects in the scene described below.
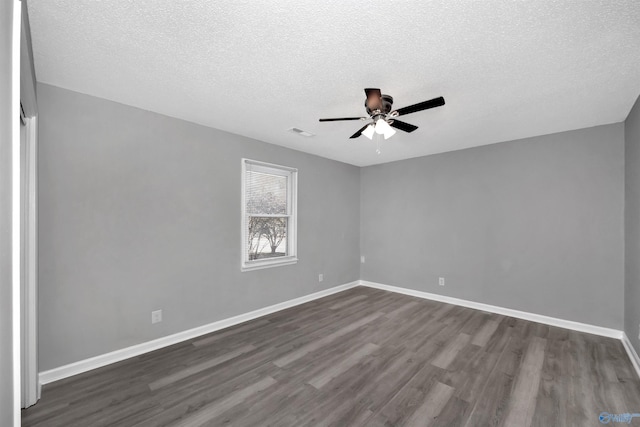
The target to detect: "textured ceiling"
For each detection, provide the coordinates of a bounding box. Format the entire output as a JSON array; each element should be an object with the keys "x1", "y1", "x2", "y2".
[{"x1": 27, "y1": 0, "x2": 640, "y2": 166}]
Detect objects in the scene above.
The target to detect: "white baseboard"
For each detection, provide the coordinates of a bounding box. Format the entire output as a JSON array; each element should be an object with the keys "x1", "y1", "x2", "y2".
[
  {"x1": 39, "y1": 279, "x2": 632, "y2": 385},
  {"x1": 622, "y1": 333, "x2": 640, "y2": 380},
  {"x1": 359, "y1": 280, "x2": 623, "y2": 339},
  {"x1": 39, "y1": 281, "x2": 360, "y2": 385}
]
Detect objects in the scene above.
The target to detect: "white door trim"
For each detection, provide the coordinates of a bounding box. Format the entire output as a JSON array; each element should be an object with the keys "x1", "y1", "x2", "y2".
[
  {"x1": 21, "y1": 114, "x2": 38, "y2": 407},
  {"x1": 11, "y1": 1, "x2": 23, "y2": 424},
  {"x1": 17, "y1": 0, "x2": 39, "y2": 409}
]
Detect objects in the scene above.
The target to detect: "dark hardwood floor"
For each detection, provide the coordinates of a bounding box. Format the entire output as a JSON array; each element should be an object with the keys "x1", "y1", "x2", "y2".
[{"x1": 22, "y1": 287, "x2": 640, "y2": 426}]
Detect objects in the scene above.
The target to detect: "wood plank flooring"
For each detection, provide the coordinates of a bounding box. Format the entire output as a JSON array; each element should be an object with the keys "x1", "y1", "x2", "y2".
[{"x1": 22, "y1": 287, "x2": 640, "y2": 426}]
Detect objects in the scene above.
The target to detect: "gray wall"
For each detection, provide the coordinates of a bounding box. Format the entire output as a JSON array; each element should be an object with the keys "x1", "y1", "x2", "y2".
[
  {"x1": 361, "y1": 124, "x2": 625, "y2": 329},
  {"x1": 37, "y1": 83, "x2": 360, "y2": 370},
  {"x1": 1, "y1": 0, "x2": 16, "y2": 424},
  {"x1": 626, "y1": 94, "x2": 640, "y2": 354},
  {"x1": 36, "y1": 79, "x2": 636, "y2": 373}
]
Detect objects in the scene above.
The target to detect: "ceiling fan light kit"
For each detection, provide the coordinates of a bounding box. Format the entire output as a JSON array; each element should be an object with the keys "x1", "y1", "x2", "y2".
[
  {"x1": 373, "y1": 119, "x2": 396, "y2": 139},
  {"x1": 319, "y1": 89, "x2": 445, "y2": 149}
]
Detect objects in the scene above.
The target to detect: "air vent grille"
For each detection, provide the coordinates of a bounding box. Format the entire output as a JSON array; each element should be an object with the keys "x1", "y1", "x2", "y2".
[{"x1": 288, "y1": 128, "x2": 314, "y2": 137}]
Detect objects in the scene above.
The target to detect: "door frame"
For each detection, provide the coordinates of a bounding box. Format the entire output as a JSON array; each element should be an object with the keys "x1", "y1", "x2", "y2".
[
  {"x1": 18, "y1": 0, "x2": 39, "y2": 409},
  {"x1": 20, "y1": 108, "x2": 38, "y2": 407},
  {"x1": 11, "y1": 2, "x2": 22, "y2": 423}
]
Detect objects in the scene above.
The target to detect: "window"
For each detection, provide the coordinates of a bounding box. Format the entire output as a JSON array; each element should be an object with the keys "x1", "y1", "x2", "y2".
[{"x1": 241, "y1": 159, "x2": 297, "y2": 271}]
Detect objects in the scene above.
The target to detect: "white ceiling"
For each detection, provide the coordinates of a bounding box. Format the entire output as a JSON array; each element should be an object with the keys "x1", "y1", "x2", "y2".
[{"x1": 27, "y1": 0, "x2": 640, "y2": 166}]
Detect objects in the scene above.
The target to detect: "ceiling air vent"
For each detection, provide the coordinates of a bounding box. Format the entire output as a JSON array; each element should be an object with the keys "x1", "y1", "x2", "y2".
[{"x1": 288, "y1": 128, "x2": 314, "y2": 137}]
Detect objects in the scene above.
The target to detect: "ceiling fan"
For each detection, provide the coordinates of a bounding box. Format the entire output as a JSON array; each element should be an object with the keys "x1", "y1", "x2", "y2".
[{"x1": 319, "y1": 88, "x2": 445, "y2": 140}]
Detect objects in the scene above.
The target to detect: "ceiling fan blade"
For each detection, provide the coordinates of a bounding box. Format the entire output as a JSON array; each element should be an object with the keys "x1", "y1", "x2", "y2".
[
  {"x1": 350, "y1": 124, "x2": 370, "y2": 139},
  {"x1": 389, "y1": 119, "x2": 418, "y2": 133},
  {"x1": 395, "y1": 96, "x2": 445, "y2": 117},
  {"x1": 319, "y1": 117, "x2": 366, "y2": 122},
  {"x1": 364, "y1": 88, "x2": 382, "y2": 110}
]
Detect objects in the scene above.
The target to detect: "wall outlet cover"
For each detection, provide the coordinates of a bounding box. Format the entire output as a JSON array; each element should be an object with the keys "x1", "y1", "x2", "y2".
[{"x1": 152, "y1": 310, "x2": 162, "y2": 324}]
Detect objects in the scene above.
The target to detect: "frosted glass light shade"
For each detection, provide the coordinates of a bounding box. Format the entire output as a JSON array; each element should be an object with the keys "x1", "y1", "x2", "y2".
[
  {"x1": 375, "y1": 119, "x2": 396, "y2": 139},
  {"x1": 362, "y1": 124, "x2": 375, "y2": 140}
]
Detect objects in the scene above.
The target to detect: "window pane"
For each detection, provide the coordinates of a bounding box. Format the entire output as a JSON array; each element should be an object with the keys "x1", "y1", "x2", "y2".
[
  {"x1": 247, "y1": 216, "x2": 288, "y2": 260},
  {"x1": 246, "y1": 171, "x2": 287, "y2": 215}
]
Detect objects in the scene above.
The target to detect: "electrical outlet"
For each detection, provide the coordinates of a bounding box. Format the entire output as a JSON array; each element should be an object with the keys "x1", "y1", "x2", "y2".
[
  {"x1": 319, "y1": 273, "x2": 323, "y2": 282},
  {"x1": 439, "y1": 277, "x2": 445, "y2": 286},
  {"x1": 151, "y1": 309, "x2": 162, "y2": 324},
  {"x1": 361, "y1": 255, "x2": 365, "y2": 263}
]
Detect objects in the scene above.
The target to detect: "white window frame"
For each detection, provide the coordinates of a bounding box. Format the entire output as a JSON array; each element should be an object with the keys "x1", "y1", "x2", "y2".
[{"x1": 241, "y1": 158, "x2": 297, "y2": 271}]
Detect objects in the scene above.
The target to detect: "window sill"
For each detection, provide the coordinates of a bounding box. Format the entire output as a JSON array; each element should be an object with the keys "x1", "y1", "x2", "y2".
[{"x1": 241, "y1": 257, "x2": 298, "y2": 272}]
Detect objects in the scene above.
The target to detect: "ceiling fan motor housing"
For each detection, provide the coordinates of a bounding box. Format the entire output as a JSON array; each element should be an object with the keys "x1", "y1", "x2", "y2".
[{"x1": 366, "y1": 94, "x2": 394, "y2": 116}]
